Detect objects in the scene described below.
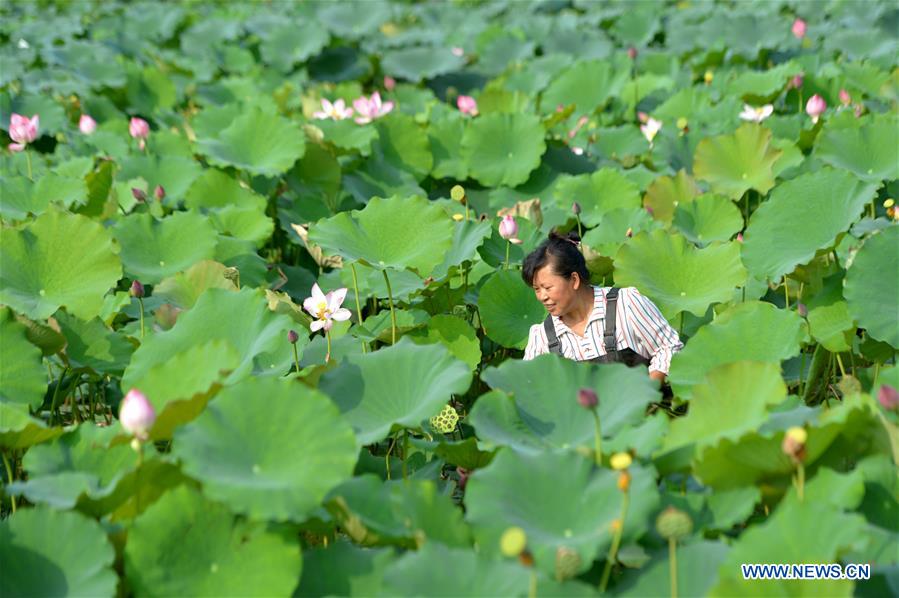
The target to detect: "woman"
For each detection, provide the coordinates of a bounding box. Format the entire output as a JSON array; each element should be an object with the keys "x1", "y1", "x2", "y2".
[{"x1": 522, "y1": 231, "x2": 683, "y2": 383}]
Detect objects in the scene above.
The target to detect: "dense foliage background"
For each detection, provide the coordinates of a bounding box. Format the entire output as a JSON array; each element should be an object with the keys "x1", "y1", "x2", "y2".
[{"x1": 0, "y1": 0, "x2": 897, "y2": 596}]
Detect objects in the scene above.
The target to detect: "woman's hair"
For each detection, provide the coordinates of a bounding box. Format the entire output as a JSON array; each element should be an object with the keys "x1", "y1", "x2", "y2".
[{"x1": 521, "y1": 230, "x2": 591, "y2": 288}]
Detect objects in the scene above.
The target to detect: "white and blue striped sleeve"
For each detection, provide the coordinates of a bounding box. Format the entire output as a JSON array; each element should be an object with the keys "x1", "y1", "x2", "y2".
[
  {"x1": 523, "y1": 323, "x2": 549, "y2": 360},
  {"x1": 621, "y1": 288, "x2": 684, "y2": 375}
]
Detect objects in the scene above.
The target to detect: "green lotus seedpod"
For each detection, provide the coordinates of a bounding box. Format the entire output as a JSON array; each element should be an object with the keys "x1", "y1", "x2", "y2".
[
  {"x1": 555, "y1": 546, "x2": 582, "y2": 581},
  {"x1": 655, "y1": 506, "x2": 693, "y2": 540},
  {"x1": 450, "y1": 185, "x2": 466, "y2": 203},
  {"x1": 500, "y1": 526, "x2": 527, "y2": 557},
  {"x1": 429, "y1": 404, "x2": 459, "y2": 434}
]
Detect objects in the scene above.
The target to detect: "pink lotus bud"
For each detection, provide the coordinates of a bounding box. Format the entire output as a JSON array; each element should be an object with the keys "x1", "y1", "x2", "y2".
[
  {"x1": 791, "y1": 18, "x2": 807, "y2": 39},
  {"x1": 456, "y1": 466, "x2": 470, "y2": 490},
  {"x1": 572, "y1": 202, "x2": 581, "y2": 215},
  {"x1": 457, "y1": 95, "x2": 478, "y2": 116},
  {"x1": 737, "y1": 233, "x2": 744, "y2": 243},
  {"x1": 129, "y1": 117, "x2": 149, "y2": 139},
  {"x1": 9, "y1": 113, "x2": 39, "y2": 145},
  {"x1": 498, "y1": 215, "x2": 518, "y2": 240},
  {"x1": 130, "y1": 280, "x2": 145, "y2": 298},
  {"x1": 451, "y1": 46, "x2": 464, "y2": 57},
  {"x1": 132, "y1": 188, "x2": 147, "y2": 202},
  {"x1": 627, "y1": 47, "x2": 637, "y2": 60},
  {"x1": 79, "y1": 114, "x2": 97, "y2": 135},
  {"x1": 839, "y1": 89, "x2": 851, "y2": 106},
  {"x1": 879, "y1": 385, "x2": 899, "y2": 411},
  {"x1": 645, "y1": 205, "x2": 654, "y2": 216},
  {"x1": 383, "y1": 76, "x2": 396, "y2": 91},
  {"x1": 119, "y1": 389, "x2": 156, "y2": 440},
  {"x1": 637, "y1": 111, "x2": 649, "y2": 123},
  {"x1": 797, "y1": 303, "x2": 808, "y2": 318},
  {"x1": 287, "y1": 330, "x2": 299, "y2": 344},
  {"x1": 790, "y1": 74, "x2": 803, "y2": 89},
  {"x1": 577, "y1": 388, "x2": 598, "y2": 409},
  {"x1": 805, "y1": 94, "x2": 826, "y2": 122},
  {"x1": 154, "y1": 185, "x2": 165, "y2": 201}
]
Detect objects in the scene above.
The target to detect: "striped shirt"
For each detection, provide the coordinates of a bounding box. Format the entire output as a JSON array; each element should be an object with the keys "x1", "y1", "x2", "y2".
[{"x1": 523, "y1": 286, "x2": 683, "y2": 375}]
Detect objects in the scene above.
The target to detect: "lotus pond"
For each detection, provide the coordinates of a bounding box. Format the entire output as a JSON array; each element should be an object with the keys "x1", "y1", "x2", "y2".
[{"x1": 1, "y1": 0, "x2": 897, "y2": 596}]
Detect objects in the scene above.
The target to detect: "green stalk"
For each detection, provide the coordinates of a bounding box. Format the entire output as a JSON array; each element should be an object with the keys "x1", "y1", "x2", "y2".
[
  {"x1": 599, "y1": 492, "x2": 630, "y2": 593},
  {"x1": 292, "y1": 343, "x2": 300, "y2": 373},
  {"x1": 325, "y1": 329, "x2": 332, "y2": 363},
  {"x1": 783, "y1": 279, "x2": 790, "y2": 310},
  {"x1": 528, "y1": 570, "x2": 538, "y2": 598},
  {"x1": 795, "y1": 462, "x2": 805, "y2": 501},
  {"x1": 576, "y1": 214, "x2": 582, "y2": 238},
  {"x1": 504, "y1": 241, "x2": 510, "y2": 270},
  {"x1": 385, "y1": 435, "x2": 396, "y2": 481},
  {"x1": 401, "y1": 428, "x2": 409, "y2": 481},
  {"x1": 591, "y1": 409, "x2": 603, "y2": 466},
  {"x1": 49, "y1": 366, "x2": 69, "y2": 426},
  {"x1": 669, "y1": 537, "x2": 678, "y2": 598},
  {"x1": 24, "y1": 150, "x2": 32, "y2": 181},
  {"x1": 2, "y1": 451, "x2": 16, "y2": 513},
  {"x1": 382, "y1": 269, "x2": 397, "y2": 345},
  {"x1": 138, "y1": 297, "x2": 145, "y2": 339},
  {"x1": 350, "y1": 263, "x2": 367, "y2": 353}
]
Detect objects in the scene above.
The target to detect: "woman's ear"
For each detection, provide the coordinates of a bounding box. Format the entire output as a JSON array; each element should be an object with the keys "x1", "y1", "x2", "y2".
[{"x1": 570, "y1": 272, "x2": 581, "y2": 290}]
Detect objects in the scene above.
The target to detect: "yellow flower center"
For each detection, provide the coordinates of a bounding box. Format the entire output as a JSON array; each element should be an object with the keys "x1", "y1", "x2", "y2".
[{"x1": 316, "y1": 301, "x2": 329, "y2": 320}]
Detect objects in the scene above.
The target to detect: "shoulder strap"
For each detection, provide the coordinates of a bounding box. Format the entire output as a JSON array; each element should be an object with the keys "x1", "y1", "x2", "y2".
[
  {"x1": 604, "y1": 288, "x2": 619, "y2": 354},
  {"x1": 543, "y1": 316, "x2": 562, "y2": 355}
]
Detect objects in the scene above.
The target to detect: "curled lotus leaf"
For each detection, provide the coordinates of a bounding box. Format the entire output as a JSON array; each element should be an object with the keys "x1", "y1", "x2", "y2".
[
  {"x1": 844, "y1": 226, "x2": 899, "y2": 348},
  {"x1": 461, "y1": 112, "x2": 546, "y2": 187},
  {"x1": 693, "y1": 124, "x2": 782, "y2": 200}
]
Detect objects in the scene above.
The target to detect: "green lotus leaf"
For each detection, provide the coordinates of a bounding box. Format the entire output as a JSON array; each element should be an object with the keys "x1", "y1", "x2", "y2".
[
  {"x1": 196, "y1": 108, "x2": 306, "y2": 176},
  {"x1": 581, "y1": 207, "x2": 659, "y2": 258},
  {"x1": 119, "y1": 155, "x2": 202, "y2": 202},
  {"x1": 541, "y1": 60, "x2": 628, "y2": 114},
  {"x1": 55, "y1": 311, "x2": 134, "y2": 376},
  {"x1": 668, "y1": 302, "x2": 806, "y2": 401},
  {"x1": 356, "y1": 308, "x2": 429, "y2": 343},
  {"x1": 614, "y1": 230, "x2": 747, "y2": 319},
  {"x1": 207, "y1": 204, "x2": 274, "y2": 245},
  {"x1": 122, "y1": 288, "x2": 295, "y2": 388},
  {"x1": 461, "y1": 113, "x2": 546, "y2": 187},
  {"x1": 673, "y1": 194, "x2": 744, "y2": 245},
  {"x1": 478, "y1": 33, "x2": 536, "y2": 76},
  {"x1": 433, "y1": 437, "x2": 495, "y2": 470},
  {"x1": 616, "y1": 540, "x2": 730, "y2": 598},
  {"x1": 336, "y1": 262, "x2": 425, "y2": 302},
  {"x1": 32, "y1": 172, "x2": 87, "y2": 210},
  {"x1": 375, "y1": 113, "x2": 433, "y2": 180},
  {"x1": 153, "y1": 260, "x2": 238, "y2": 309},
  {"x1": 184, "y1": 168, "x2": 266, "y2": 210},
  {"x1": 712, "y1": 497, "x2": 867, "y2": 596},
  {"x1": 408, "y1": 314, "x2": 481, "y2": 371},
  {"x1": 663, "y1": 362, "x2": 787, "y2": 453},
  {"x1": 815, "y1": 115, "x2": 899, "y2": 183},
  {"x1": 741, "y1": 168, "x2": 879, "y2": 281},
  {"x1": 807, "y1": 301, "x2": 855, "y2": 352},
  {"x1": 431, "y1": 219, "x2": 493, "y2": 280},
  {"x1": 0, "y1": 176, "x2": 40, "y2": 221},
  {"x1": 380, "y1": 542, "x2": 530, "y2": 598},
  {"x1": 428, "y1": 113, "x2": 468, "y2": 180},
  {"x1": 693, "y1": 124, "x2": 782, "y2": 200},
  {"x1": 316, "y1": 118, "x2": 379, "y2": 155},
  {"x1": 473, "y1": 357, "x2": 660, "y2": 453},
  {"x1": 726, "y1": 61, "x2": 803, "y2": 100},
  {"x1": 112, "y1": 211, "x2": 219, "y2": 285},
  {"x1": 798, "y1": 467, "x2": 866, "y2": 511},
  {"x1": 552, "y1": 168, "x2": 642, "y2": 227},
  {"x1": 317, "y1": 1, "x2": 390, "y2": 39},
  {"x1": 259, "y1": 22, "x2": 329, "y2": 72},
  {"x1": 325, "y1": 475, "x2": 470, "y2": 548},
  {"x1": 592, "y1": 125, "x2": 651, "y2": 161},
  {"x1": 317, "y1": 337, "x2": 471, "y2": 445},
  {"x1": 643, "y1": 170, "x2": 701, "y2": 224},
  {"x1": 308, "y1": 195, "x2": 454, "y2": 274},
  {"x1": 0, "y1": 209, "x2": 122, "y2": 320},
  {"x1": 0, "y1": 506, "x2": 117, "y2": 598},
  {"x1": 0, "y1": 403, "x2": 63, "y2": 449},
  {"x1": 844, "y1": 226, "x2": 899, "y2": 348},
  {"x1": 297, "y1": 542, "x2": 395, "y2": 598},
  {"x1": 381, "y1": 46, "x2": 465, "y2": 82},
  {"x1": 0, "y1": 308, "x2": 45, "y2": 410},
  {"x1": 174, "y1": 376, "x2": 356, "y2": 522},
  {"x1": 125, "y1": 485, "x2": 301, "y2": 597},
  {"x1": 465, "y1": 449, "x2": 659, "y2": 577},
  {"x1": 477, "y1": 270, "x2": 545, "y2": 349}
]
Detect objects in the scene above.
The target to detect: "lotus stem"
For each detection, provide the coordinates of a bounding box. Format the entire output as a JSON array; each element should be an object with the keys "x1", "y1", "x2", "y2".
[
  {"x1": 504, "y1": 241, "x2": 510, "y2": 270},
  {"x1": 576, "y1": 214, "x2": 582, "y2": 238},
  {"x1": 528, "y1": 570, "x2": 537, "y2": 598},
  {"x1": 401, "y1": 428, "x2": 409, "y2": 481},
  {"x1": 292, "y1": 342, "x2": 300, "y2": 373},
  {"x1": 798, "y1": 350, "x2": 807, "y2": 396},
  {"x1": 795, "y1": 462, "x2": 805, "y2": 502},
  {"x1": 2, "y1": 451, "x2": 16, "y2": 513},
  {"x1": 24, "y1": 150, "x2": 32, "y2": 181},
  {"x1": 591, "y1": 409, "x2": 603, "y2": 466},
  {"x1": 325, "y1": 329, "x2": 332, "y2": 363},
  {"x1": 49, "y1": 366, "x2": 69, "y2": 426},
  {"x1": 599, "y1": 492, "x2": 629, "y2": 593},
  {"x1": 138, "y1": 297, "x2": 145, "y2": 339},
  {"x1": 783, "y1": 279, "x2": 790, "y2": 310},
  {"x1": 134, "y1": 440, "x2": 144, "y2": 518},
  {"x1": 385, "y1": 435, "x2": 396, "y2": 480},
  {"x1": 835, "y1": 353, "x2": 847, "y2": 377},
  {"x1": 669, "y1": 537, "x2": 678, "y2": 598},
  {"x1": 382, "y1": 269, "x2": 397, "y2": 344},
  {"x1": 798, "y1": 90, "x2": 803, "y2": 114},
  {"x1": 350, "y1": 263, "x2": 367, "y2": 353},
  {"x1": 465, "y1": 203, "x2": 470, "y2": 222}
]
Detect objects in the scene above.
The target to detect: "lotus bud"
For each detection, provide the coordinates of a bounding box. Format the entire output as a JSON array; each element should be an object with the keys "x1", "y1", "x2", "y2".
[
  {"x1": 627, "y1": 47, "x2": 637, "y2": 60},
  {"x1": 617, "y1": 470, "x2": 631, "y2": 492},
  {"x1": 637, "y1": 111, "x2": 649, "y2": 123},
  {"x1": 646, "y1": 205, "x2": 654, "y2": 216},
  {"x1": 737, "y1": 233, "x2": 744, "y2": 243},
  {"x1": 498, "y1": 215, "x2": 518, "y2": 240},
  {"x1": 383, "y1": 76, "x2": 396, "y2": 91},
  {"x1": 676, "y1": 117, "x2": 688, "y2": 131},
  {"x1": 450, "y1": 184, "x2": 466, "y2": 203},
  {"x1": 789, "y1": 74, "x2": 803, "y2": 89},
  {"x1": 287, "y1": 330, "x2": 299, "y2": 344},
  {"x1": 130, "y1": 280, "x2": 145, "y2": 298},
  {"x1": 555, "y1": 546, "x2": 582, "y2": 582},
  {"x1": 656, "y1": 506, "x2": 693, "y2": 540},
  {"x1": 805, "y1": 94, "x2": 826, "y2": 123},
  {"x1": 781, "y1": 426, "x2": 807, "y2": 462},
  {"x1": 457, "y1": 95, "x2": 478, "y2": 116},
  {"x1": 572, "y1": 201, "x2": 582, "y2": 215},
  {"x1": 129, "y1": 117, "x2": 149, "y2": 139},
  {"x1": 576, "y1": 388, "x2": 598, "y2": 410},
  {"x1": 154, "y1": 185, "x2": 165, "y2": 201},
  {"x1": 839, "y1": 88, "x2": 851, "y2": 106},
  {"x1": 879, "y1": 385, "x2": 899, "y2": 411},
  {"x1": 451, "y1": 46, "x2": 464, "y2": 57},
  {"x1": 884, "y1": 199, "x2": 894, "y2": 209},
  {"x1": 456, "y1": 466, "x2": 470, "y2": 490},
  {"x1": 610, "y1": 452, "x2": 632, "y2": 470},
  {"x1": 119, "y1": 389, "x2": 156, "y2": 441},
  {"x1": 791, "y1": 17, "x2": 807, "y2": 39},
  {"x1": 132, "y1": 187, "x2": 147, "y2": 202},
  {"x1": 79, "y1": 114, "x2": 97, "y2": 135},
  {"x1": 499, "y1": 526, "x2": 527, "y2": 557},
  {"x1": 797, "y1": 303, "x2": 808, "y2": 318},
  {"x1": 9, "y1": 113, "x2": 39, "y2": 145},
  {"x1": 703, "y1": 70, "x2": 713, "y2": 85}
]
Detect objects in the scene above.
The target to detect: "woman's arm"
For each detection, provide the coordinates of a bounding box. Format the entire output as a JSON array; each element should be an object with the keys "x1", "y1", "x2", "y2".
[{"x1": 621, "y1": 288, "x2": 684, "y2": 377}]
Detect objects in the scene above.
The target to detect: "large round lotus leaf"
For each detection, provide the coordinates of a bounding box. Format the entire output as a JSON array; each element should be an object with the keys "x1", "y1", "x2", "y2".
[
  {"x1": 316, "y1": 118, "x2": 379, "y2": 155},
  {"x1": 259, "y1": 22, "x2": 329, "y2": 72},
  {"x1": 207, "y1": 204, "x2": 274, "y2": 245},
  {"x1": 668, "y1": 302, "x2": 806, "y2": 401},
  {"x1": 375, "y1": 113, "x2": 433, "y2": 180},
  {"x1": 428, "y1": 114, "x2": 468, "y2": 180},
  {"x1": 308, "y1": 195, "x2": 454, "y2": 274},
  {"x1": 0, "y1": 403, "x2": 63, "y2": 450},
  {"x1": 581, "y1": 207, "x2": 659, "y2": 258},
  {"x1": 112, "y1": 211, "x2": 218, "y2": 284},
  {"x1": 673, "y1": 194, "x2": 744, "y2": 246},
  {"x1": 741, "y1": 168, "x2": 879, "y2": 281},
  {"x1": 317, "y1": 1, "x2": 390, "y2": 39},
  {"x1": 460, "y1": 113, "x2": 546, "y2": 187},
  {"x1": 325, "y1": 475, "x2": 470, "y2": 548},
  {"x1": 0, "y1": 506, "x2": 117, "y2": 598},
  {"x1": 663, "y1": 362, "x2": 787, "y2": 453},
  {"x1": 381, "y1": 46, "x2": 465, "y2": 82},
  {"x1": 541, "y1": 60, "x2": 627, "y2": 114},
  {"x1": 844, "y1": 226, "x2": 899, "y2": 348},
  {"x1": 119, "y1": 155, "x2": 202, "y2": 201},
  {"x1": 174, "y1": 376, "x2": 357, "y2": 522},
  {"x1": 693, "y1": 124, "x2": 782, "y2": 200},
  {"x1": 614, "y1": 230, "x2": 747, "y2": 319},
  {"x1": 0, "y1": 209, "x2": 121, "y2": 320},
  {"x1": 0, "y1": 308, "x2": 44, "y2": 410},
  {"x1": 552, "y1": 168, "x2": 642, "y2": 227},
  {"x1": 473, "y1": 356, "x2": 660, "y2": 453},
  {"x1": 815, "y1": 115, "x2": 899, "y2": 184},
  {"x1": 196, "y1": 108, "x2": 306, "y2": 176},
  {"x1": 55, "y1": 311, "x2": 133, "y2": 376},
  {"x1": 712, "y1": 497, "x2": 866, "y2": 596},
  {"x1": 380, "y1": 542, "x2": 530, "y2": 598},
  {"x1": 125, "y1": 485, "x2": 301, "y2": 597},
  {"x1": 477, "y1": 270, "x2": 545, "y2": 349},
  {"x1": 465, "y1": 449, "x2": 659, "y2": 578},
  {"x1": 317, "y1": 337, "x2": 471, "y2": 445},
  {"x1": 409, "y1": 314, "x2": 481, "y2": 371},
  {"x1": 298, "y1": 542, "x2": 396, "y2": 598},
  {"x1": 431, "y1": 219, "x2": 493, "y2": 280},
  {"x1": 616, "y1": 541, "x2": 730, "y2": 598},
  {"x1": 807, "y1": 301, "x2": 855, "y2": 352},
  {"x1": 153, "y1": 260, "x2": 238, "y2": 309},
  {"x1": 643, "y1": 170, "x2": 701, "y2": 224},
  {"x1": 122, "y1": 288, "x2": 295, "y2": 389},
  {"x1": 184, "y1": 169, "x2": 266, "y2": 210},
  {"x1": 725, "y1": 61, "x2": 803, "y2": 100}
]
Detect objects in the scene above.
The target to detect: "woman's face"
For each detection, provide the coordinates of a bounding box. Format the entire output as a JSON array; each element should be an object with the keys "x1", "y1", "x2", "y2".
[{"x1": 532, "y1": 265, "x2": 582, "y2": 317}]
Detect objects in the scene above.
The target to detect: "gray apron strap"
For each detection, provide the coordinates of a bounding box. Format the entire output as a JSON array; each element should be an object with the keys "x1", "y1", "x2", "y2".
[
  {"x1": 543, "y1": 316, "x2": 562, "y2": 355},
  {"x1": 603, "y1": 287, "x2": 620, "y2": 358}
]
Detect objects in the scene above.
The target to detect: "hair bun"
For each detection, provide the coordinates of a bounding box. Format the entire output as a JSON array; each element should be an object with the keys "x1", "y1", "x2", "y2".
[{"x1": 549, "y1": 229, "x2": 581, "y2": 245}]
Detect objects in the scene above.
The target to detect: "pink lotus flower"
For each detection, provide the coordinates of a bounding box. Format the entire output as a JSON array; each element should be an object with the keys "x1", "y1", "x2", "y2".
[
  {"x1": 8, "y1": 113, "x2": 39, "y2": 152},
  {"x1": 739, "y1": 104, "x2": 774, "y2": 123},
  {"x1": 313, "y1": 98, "x2": 354, "y2": 121},
  {"x1": 571, "y1": 146, "x2": 584, "y2": 156},
  {"x1": 791, "y1": 18, "x2": 807, "y2": 39},
  {"x1": 129, "y1": 117, "x2": 149, "y2": 139},
  {"x1": 640, "y1": 117, "x2": 662, "y2": 147},
  {"x1": 806, "y1": 94, "x2": 826, "y2": 123},
  {"x1": 119, "y1": 389, "x2": 156, "y2": 441},
  {"x1": 839, "y1": 89, "x2": 851, "y2": 106},
  {"x1": 353, "y1": 92, "x2": 394, "y2": 124},
  {"x1": 879, "y1": 384, "x2": 899, "y2": 411},
  {"x1": 451, "y1": 47, "x2": 464, "y2": 57},
  {"x1": 79, "y1": 114, "x2": 96, "y2": 135},
  {"x1": 457, "y1": 95, "x2": 478, "y2": 116},
  {"x1": 498, "y1": 215, "x2": 522, "y2": 244},
  {"x1": 384, "y1": 76, "x2": 396, "y2": 91},
  {"x1": 303, "y1": 283, "x2": 352, "y2": 332},
  {"x1": 789, "y1": 74, "x2": 803, "y2": 89}
]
